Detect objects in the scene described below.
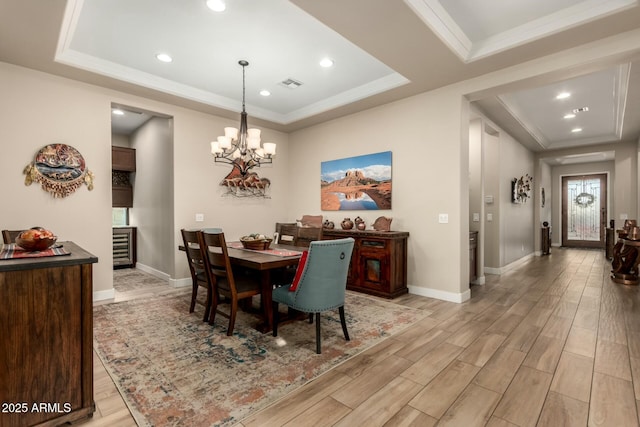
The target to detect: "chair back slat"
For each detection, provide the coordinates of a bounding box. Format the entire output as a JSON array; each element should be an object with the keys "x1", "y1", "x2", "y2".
[
  {"x1": 198, "y1": 229, "x2": 236, "y2": 294},
  {"x1": 296, "y1": 227, "x2": 323, "y2": 247}
]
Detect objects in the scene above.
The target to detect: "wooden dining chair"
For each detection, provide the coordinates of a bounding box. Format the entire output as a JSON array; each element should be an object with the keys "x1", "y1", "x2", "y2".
[
  {"x1": 295, "y1": 226, "x2": 323, "y2": 248},
  {"x1": 2, "y1": 229, "x2": 24, "y2": 244},
  {"x1": 180, "y1": 229, "x2": 212, "y2": 322},
  {"x1": 198, "y1": 229, "x2": 262, "y2": 336},
  {"x1": 275, "y1": 222, "x2": 298, "y2": 244}
]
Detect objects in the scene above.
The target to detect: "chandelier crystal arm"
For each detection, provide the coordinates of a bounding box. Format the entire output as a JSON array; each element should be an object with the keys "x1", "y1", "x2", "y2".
[{"x1": 210, "y1": 60, "x2": 275, "y2": 176}]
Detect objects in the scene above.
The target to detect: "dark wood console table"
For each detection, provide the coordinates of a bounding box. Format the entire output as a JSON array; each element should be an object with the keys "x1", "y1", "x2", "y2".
[
  {"x1": 322, "y1": 229, "x2": 409, "y2": 298},
  {"x1": 611, "y1": 237, "x2": 640, "y2": 285},
  {"x1": 0, "y1": 242, "x2": 98, "y2": 426}
]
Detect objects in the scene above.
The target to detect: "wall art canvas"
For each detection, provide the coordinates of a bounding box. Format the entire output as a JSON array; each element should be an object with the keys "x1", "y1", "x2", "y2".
[
  {"x1": 321, "y1": 151, "x2": 391, "y2": 211},
  {"x1": 23, "y1": 143, "x2": 94, "y2": 198}
]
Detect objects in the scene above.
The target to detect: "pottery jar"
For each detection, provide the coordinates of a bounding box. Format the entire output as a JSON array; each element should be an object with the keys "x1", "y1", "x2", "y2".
[{"x1": 341, "y1": 218, "x2": 354, "y2": 230}]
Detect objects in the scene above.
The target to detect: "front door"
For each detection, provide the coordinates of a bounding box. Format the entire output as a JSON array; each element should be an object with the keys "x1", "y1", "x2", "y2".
[{"x1": 562, "y1": 174, "x2": 607, "y2": 248}]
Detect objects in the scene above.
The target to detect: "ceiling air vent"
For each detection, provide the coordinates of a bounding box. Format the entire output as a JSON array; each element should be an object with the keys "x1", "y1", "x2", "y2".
[
  {"x1": 572, "y1": 107, "x2": 589, "y2": 113},
  {"x1": 280, "y1": 78, "x2": 303, "y2": 89}
]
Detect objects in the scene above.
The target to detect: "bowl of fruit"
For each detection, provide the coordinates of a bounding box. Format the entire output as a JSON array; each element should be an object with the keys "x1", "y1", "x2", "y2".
[
  {"x1": 15, "y1": 227, "x2": 57, "y2": 251},
  {"x1": 240, "y1": 233, "x2": 272, "y2": 250}
]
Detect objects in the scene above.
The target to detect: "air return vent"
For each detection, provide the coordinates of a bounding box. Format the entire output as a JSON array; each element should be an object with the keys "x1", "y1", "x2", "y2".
[{"x1": 280, "y1": 78, "x2": 303, "y2": 89}]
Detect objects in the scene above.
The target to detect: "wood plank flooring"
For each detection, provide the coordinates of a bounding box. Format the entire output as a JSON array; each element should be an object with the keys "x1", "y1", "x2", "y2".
[{"x1": 77, "y1": 248, "x2": 640, "y2": 426}]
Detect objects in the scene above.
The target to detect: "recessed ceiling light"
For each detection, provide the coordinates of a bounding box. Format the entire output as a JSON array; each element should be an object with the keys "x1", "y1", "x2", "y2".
[
  {"x1": 571, "y1": 127, "x2": 583, "y2": 133},
  {"x1": 563, "y1": 113, "x2": 576, "y2": 119},
  {"x1": 206, "y1": 0, "x2": 226, "y2": 12},
  {"x1": 319, "y1": 58, "x2": 334, "y2": 68},
  {"x1": 112, "y1": 109, "x2": 125, "y2": 116},
  {"x1": 260, "y1": 90, "x2": 271, "y2": 97},
  {"x1": 156, "y1": 53, "x2": 173, "y2": 63},
  {"x1": 556, "y1": 92, "x2": 571, "y2": 100}
]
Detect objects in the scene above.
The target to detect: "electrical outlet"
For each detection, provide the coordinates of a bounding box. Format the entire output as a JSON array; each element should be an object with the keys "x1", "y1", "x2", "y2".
[
  {"x1": 487, "y1": 213, "x2": 493, "y2": 222},
  {"x1": 195, "y1": 213, "x2": 204, "y2": 222},
  {"x1": 473, "y1": 213, "x2": 480, "y2": 222},
  {"x1": 438, "y1": 214, "x2": 449, "y2": 224}
]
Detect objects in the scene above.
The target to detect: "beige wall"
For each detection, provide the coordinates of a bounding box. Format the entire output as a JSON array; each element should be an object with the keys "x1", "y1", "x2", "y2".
[
  {"x1": 0, "y1": 61, "x2": 290, "y2": 298},
  {"x1": 2, "y1": 27, "x2": 639, "y2": 302},
  {"x1": 288, "y1": 87, "x2": 472, "y2": 302},
  {"x1": 130, "y1": 117, "x2": 174, "y2": 278}
]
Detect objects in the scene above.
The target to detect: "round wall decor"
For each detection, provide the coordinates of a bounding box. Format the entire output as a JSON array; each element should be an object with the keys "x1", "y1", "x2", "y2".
[{"x1": 24, "y1": 143, "x2": 94, "y2": 198}]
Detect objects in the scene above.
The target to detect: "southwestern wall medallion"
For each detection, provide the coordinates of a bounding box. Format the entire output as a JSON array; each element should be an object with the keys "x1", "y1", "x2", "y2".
[{"x1": 24, "y1": 144, "x2": 94, "y2": 198}]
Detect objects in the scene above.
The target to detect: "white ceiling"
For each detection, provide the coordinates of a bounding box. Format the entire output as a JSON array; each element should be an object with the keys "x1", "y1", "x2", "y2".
[{"x1": 2, "y1": 0, "x2": 640, "y2": 156}]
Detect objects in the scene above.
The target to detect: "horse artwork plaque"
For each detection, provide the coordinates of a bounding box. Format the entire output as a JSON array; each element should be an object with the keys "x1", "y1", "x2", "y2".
[{"x1": 23, "y1": 143, "x2": 94, "y2": 198}]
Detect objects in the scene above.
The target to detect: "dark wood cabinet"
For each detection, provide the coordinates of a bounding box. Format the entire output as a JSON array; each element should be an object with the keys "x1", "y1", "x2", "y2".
[
  {"x1": 469, "y1": 231, "x2": 478, "y2": 283},
  {"x1": 0, "y1": 242, "x2": 97, "y2": 427},
  {"x1": 111, "y1": 146, "x2": 136, "y2": 171},
  {"x1": 541, "y1": 226, "x2": 551, "y2": 255},
  {"x1": 113, "y1": 227, "x2": 137, "y2": 268},
  {"x1": 606, "y1": 227, "x2": 615, "y2": 260},
  {"x1": 322, "y1": 229, "x2": 409, "y2": 298}
]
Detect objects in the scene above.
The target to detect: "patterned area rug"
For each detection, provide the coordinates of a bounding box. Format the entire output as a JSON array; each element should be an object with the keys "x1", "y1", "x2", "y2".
[
  {"x1": 93, "y1": 290, "x2": 426, "y2": 426},
  {"x1": 112, "y1": 268, "x2": 169, "y2": 293}
]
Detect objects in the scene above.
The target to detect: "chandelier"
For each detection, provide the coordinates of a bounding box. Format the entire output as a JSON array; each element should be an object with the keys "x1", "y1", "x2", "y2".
[{"x1": 210, "y1": 60, "x2": 276, "y2": 176}]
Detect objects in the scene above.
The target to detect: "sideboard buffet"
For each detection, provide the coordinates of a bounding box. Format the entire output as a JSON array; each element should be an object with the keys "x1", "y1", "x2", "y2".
[
  {"x1": 0, "y1": 242, "x2": 97, "y2": 427},
  {"x1": 322, "y1": 229, "x2": 409, "y2": 298}
]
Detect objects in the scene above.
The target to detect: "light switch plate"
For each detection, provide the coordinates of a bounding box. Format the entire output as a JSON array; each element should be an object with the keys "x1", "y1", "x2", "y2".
[
  {"x1": 487, "y1": 213, "x2": 493, "y2": 221},
  {"x1": 438, "y1": 213, "x2": 448, "y2": 224},
  {"x1": 195, "y1": 213, "x2": 204, "y2": 222},
  {"x1": 473, "y1": 213, "x2": 480, "y2": 222}
]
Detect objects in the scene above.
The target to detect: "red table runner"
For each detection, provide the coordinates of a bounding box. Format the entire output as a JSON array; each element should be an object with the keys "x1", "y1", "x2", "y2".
[{"x1": 0, "y1": 243, "x2": 71, "y2": 259}]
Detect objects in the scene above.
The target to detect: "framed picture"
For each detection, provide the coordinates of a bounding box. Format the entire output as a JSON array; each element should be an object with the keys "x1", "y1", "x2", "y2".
[{"x1": 321, "y1": 151, "x2": 392, "y2": 211}]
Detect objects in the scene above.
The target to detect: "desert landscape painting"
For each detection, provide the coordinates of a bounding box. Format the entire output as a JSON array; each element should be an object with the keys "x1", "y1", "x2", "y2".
[{"x1": 321, "y1": 151, "x2": 392, "y2": 210}]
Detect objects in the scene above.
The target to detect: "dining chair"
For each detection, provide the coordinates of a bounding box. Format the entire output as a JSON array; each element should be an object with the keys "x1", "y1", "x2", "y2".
[
  {"x1": 2, "y1": 229, "x2": 24, "y2": 244},
  {"x1": 198, "y1": 228, "x2": 262, "y2": 336},
  {"x1": 180, "y1": 229, "x2": 212, "y2": 322},
  {"x1": 272, "y1": 237, "x2": 355, "y2": 354},
  {"x1": 275, "y1": 222, "x2": 297, "y2": 244},
  {"x1": 295, "y1": 226, "x2": 323, "y2": 248}
]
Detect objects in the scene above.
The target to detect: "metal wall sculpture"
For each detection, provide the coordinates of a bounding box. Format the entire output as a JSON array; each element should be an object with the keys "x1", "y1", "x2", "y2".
[{"x1": 23, "y1": 143, "x2": 94, "y2": 198}]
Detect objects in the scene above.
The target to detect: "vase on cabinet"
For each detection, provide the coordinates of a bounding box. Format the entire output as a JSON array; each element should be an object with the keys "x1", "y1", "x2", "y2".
[{"x1": 341, "y1": 218, "x2": 354, "y2": 230}]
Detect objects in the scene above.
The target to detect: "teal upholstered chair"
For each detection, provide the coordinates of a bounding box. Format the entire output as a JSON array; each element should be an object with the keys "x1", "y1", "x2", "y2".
[{"x1": 272, "y1": 237, "x2": 355, "y2": 354}]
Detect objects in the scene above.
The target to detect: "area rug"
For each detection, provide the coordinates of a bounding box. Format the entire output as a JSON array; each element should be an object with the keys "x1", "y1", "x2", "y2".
[
  {"x1": 93, "y1": 290, "x2": 426, "y2": 426},
  {"x1": 112, "y1": 268, "x2": 169, "y2": 293}
]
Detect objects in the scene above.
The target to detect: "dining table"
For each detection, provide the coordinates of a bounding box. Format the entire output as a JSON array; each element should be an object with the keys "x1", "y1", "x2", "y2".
[{"x1": 179, "y1": 241, "x2": 303, "y2": 333}]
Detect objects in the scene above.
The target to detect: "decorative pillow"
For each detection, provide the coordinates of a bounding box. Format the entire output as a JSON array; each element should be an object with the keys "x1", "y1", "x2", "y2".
[{"x1": 289, "y1": 250, "x2": 309, "y2": 292}]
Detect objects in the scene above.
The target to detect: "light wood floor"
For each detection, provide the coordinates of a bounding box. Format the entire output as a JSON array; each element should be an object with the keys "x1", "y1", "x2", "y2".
[{"x1": 78, "y1": 248, "x2": 640, "y2": 426}]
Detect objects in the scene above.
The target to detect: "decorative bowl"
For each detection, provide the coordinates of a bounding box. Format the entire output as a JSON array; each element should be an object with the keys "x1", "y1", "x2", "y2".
[
  {"x1": 240, "y1": 235, "x2": 272, "y2": 250},
  {"x1": 15, "y1": 227, "x2": 57, "y2": 251}
]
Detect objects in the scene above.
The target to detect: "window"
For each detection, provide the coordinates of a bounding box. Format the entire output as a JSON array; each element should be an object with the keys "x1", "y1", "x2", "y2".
[{"x1": 112, "y1": 208, "x2": 129, "y2": 226}]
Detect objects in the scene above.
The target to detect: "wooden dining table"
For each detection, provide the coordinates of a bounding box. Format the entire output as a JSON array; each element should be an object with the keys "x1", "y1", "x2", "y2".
[{"x1": 179, "y1": 242, "x2": 303, "y2": 333}]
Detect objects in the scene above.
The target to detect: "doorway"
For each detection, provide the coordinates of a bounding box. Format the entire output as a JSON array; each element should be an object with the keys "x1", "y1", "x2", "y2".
[{"x1": 561, "y1": 174, "x2": 607, "y2": 248}]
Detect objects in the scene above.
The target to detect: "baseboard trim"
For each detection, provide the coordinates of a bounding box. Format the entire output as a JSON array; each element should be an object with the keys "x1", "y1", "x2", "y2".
[
  {"x1": 135, "y1": 263, "x2": 170, "y2": 281},
  {"x1": 471, "y1": 275, "x2": 486, "y2": 285},
  {"x1": 408, "y1": 285, "x2": 471, "y2": 303},
  {"x1": 485, "y1": 253, "x2": 534, "y2": 275},
  {"x1": 93, "y1": 288, "x2": 115, "y2": 302},
  {"x1": 170, "y1": 277, "x2": 192, "y2": 288}
]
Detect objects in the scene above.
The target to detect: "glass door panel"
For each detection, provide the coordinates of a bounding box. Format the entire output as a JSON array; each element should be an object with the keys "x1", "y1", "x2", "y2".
[{"x1": 562, "y1": 174, "x2": 607, "y2": 248}]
